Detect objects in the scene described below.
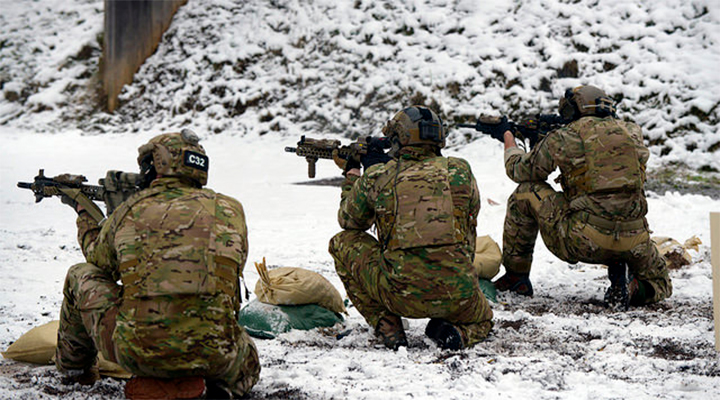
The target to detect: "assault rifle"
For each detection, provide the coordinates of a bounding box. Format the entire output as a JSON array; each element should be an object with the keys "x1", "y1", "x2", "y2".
[
  {"x1": 285, "y1": 135, "x2": 391, "y2": 178},
  {"x1": 456, "y1": 114, "x2": 569, "y2": 149},
  {"x1": 17, "y1": 169, "x2": 144, "y2": 223}
]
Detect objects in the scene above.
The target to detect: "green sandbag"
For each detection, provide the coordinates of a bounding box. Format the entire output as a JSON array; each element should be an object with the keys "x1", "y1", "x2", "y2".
[
  {"x1": 479, "y1": 279, "x2": 497, "y2": 303},
  {"x1": 238, "y1": 299, "x2": 344, "y2": 339}
]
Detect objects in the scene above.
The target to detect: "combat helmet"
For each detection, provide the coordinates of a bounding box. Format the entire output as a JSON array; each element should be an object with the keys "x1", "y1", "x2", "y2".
[
  {"x1": 381, "y1": 105, "x2": 446, "y2": 148},
  {"x1": 137, "y1": 129, "x2": 209, "y2": 187},
  {"x1": 558, "y1": 85, "x2": 616, "y2": 121}
]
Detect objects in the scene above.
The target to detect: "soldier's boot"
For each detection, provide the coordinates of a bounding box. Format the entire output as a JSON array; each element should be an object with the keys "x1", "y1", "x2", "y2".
[
  {"x1": 494, "y1": 272, "x2": 533, "y2": 296},
  {"x1": 124, "y1": 376, "x2": 205, "y2": 400},
  {"x1": 425, "y1": 319, "x2": 466, "y2": 350},
  {"x1": 205, "y1": 380, "x2": 232, "y2": 399},
  {"x1": 604, "y1": 261, "x2": 635, "y2": 311},
  {"x1": 375, "y1": 315, "x2": 408, "y2": 351},
  {"x1": 61, "y1": 364, "x2": 100, "y2": 386}
]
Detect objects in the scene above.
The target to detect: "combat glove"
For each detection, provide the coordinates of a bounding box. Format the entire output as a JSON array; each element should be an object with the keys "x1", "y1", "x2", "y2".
[
  {"x1": 59, "y1": 192, "x2": 79, "y2": 211},
  {"x1": 332, "y1": 149, "x2": 361, "y2": 176},
  {"x1": 486, "y1": 116, "x2": 513, "y2": 142},
  {"x1": 361, "y1": 137, "x2": 392, "y2": 169}
]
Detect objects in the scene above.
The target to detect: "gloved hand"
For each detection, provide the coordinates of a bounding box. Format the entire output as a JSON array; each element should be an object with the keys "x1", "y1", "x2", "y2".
[
  {"x1": 332, "y1": 149, "x2": 361, "y2": 175},
  {"x1": 52, "y1": 174, "x2": 85, "y2": 213},
  {"x1": 486, "y1": 116, "x2": 513, "y2": 142},
  {"x1": 361, "y1": 138, "x2": 392, "y2": 169},
  {"x1": 60, "y1": 192, "x2": 79, "y2": 211}
]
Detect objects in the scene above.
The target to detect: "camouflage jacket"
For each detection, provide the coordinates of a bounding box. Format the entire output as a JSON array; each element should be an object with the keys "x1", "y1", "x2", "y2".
[
  {"x1": 76, "y1": 177, "x2": 248, "y2": 372},
  {"x1": 504, "y1": 116, "x2": 650, "y2": 221},
  {"x1": 338, "y1": 146, "x2": 481, "y2": 300}
]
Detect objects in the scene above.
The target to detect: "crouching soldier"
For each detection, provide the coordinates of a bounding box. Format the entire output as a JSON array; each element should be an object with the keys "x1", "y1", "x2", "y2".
[
  {"x1": 55, "y1": 131, "x2": 260, "y2": 399},
  {"x1": 329, "y1": 106, "x2": 493, "y2": 350},
  {"x1": 495, "y1": 85, "x2": 672, "y2": 309}
]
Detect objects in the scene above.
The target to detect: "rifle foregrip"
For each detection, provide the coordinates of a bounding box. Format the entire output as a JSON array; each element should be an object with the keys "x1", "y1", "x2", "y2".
[{"x1": 307, "y1": 158, "x2": 316, "y2": 178}]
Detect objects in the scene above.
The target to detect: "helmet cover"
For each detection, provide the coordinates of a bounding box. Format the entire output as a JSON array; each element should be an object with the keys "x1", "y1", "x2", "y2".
[
  {"x1": 137, "y1": 129, "x2": 209, "y2": 186},
  {"x1": 381, "y1": 106, "x2": 446, "y2": 148},
  {"x1": 559, "y1": 85, "x2": 616, "y2": 121}
]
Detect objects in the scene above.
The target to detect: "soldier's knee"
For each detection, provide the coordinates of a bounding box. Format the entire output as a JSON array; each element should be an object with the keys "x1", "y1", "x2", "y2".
[
  {"x1": 67, "y1": 262, "x2": 102, "y2": 279},
  {"x1": 64, "y1": 263, "x2": 101, "y2": 291},
  {"x1": 328, "y1": 232, "x2": 347, "y2": 256},
  {"x1": 329, "y1": 230, "x2": 376, "y2": 255}
]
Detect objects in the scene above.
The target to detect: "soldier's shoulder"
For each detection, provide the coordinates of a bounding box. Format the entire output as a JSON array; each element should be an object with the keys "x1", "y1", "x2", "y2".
[
  {"x1": 447, "y1": 156, "x2": 472, "y2": 170},
  {"x1": 364, "y1": 159, "x2": 398, "y2": 179},
  {"x1": 215, "y1": 191, "x2": 244, "y2": 208}
]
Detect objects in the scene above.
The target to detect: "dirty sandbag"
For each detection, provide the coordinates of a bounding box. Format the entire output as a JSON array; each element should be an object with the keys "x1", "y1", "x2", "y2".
[
  {"x1": 474, "y1": 235, "x2": 502, "y2": 280},
  {"x1": 653, "y1": 236, "x2": 702, "y2": 269},
  {"x1": 2, "y1": 320, "x2": 131, "y2": 379},
  {"x1": 254, "y1": 258, "x2": 346, "y2": 314}
]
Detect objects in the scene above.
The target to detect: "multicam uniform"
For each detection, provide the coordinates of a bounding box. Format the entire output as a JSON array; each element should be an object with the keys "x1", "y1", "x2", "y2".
[
  {"x1": 329, "y1": 146, "x2": 493, "y2": 347},
  {"x1": 502, "y1": 116, "x2": 672, "y2": 303},
  {"x1": 56, "y1": 177, "x2": 260, "y2": 396}
]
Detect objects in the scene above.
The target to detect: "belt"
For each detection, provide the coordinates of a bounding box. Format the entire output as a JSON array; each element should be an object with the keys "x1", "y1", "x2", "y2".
[{"x1": 581, "y1": 212, "x2": 646, "y2": 232}]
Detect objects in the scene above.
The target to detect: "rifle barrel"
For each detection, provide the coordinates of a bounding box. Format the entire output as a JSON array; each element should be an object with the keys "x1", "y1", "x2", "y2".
[
  {"x1": 284, "y1": 146, "x2": 297, "y2": 153},
  {"x1": 455, "y1": 123, "x2": 477, "y2": 129},
  {"x1": 17, "y1": 182, "x2": 32, "y2": 189}
]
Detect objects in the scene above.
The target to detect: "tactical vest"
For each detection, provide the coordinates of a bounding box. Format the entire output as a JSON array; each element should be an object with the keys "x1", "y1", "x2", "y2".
[
  {"x1": 113, "y1": 184, "x2": 243, "y2": 309},
  {"x1": 382, "y1": 157, "x2": 465, "y2": 251},
  {"x1": 561, "y1": 118, "x2": 644, "y2": 199}
]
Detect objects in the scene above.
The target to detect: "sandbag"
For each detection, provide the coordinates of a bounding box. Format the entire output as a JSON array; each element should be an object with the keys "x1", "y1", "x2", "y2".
[
  {"x1": 473, "y1": 235, "x2": 502, "y2": 280},
  {"x1": 478, "y1": 279, "x2": 498, "y2": 303},
  {"x1": 653, "y1": 236, "x2": 702, "y2": 269},
  {"x1": 2, "y1": 320, "x2": 59, "y2": 365},
  {"x1": 238, "y1": 299, "x2": 344, "y2": 339},
  {"x1": 1, "y1": 320, "x2": 131, "y2": 379},
  {"x1": 254, "y1": 258, "x2": 346, "y2": 314}
]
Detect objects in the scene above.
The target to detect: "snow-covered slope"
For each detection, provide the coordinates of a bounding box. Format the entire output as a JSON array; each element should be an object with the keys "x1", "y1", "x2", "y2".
[{"x1": 1, "y1": 0, "x2": 719, "y2": 170}]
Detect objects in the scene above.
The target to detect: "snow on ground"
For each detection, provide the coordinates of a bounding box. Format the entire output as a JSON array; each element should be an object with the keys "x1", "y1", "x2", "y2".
[
  {"x1": 1, "y1": 0, "x2": 720, "y2": 399},
  {"x1": 1, "y1": 128, "x2": 719, "y2": 399}
]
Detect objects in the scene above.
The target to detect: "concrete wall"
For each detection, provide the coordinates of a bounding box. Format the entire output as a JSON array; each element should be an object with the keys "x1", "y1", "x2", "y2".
[{"x1": 103, "y1": 0, "x2": 187, "y2": 112}]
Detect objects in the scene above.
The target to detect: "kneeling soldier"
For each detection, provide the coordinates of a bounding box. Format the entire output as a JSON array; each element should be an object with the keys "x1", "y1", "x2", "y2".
[
  {"x1": 56, "y1": 131, "x2": 260, "y2": 399},
  {"x1": 495, "y1": 85, "x2": 672, "y2": 310},
  {"x1": 329, "y1": 106, "x2": 493, "y2": 350}
]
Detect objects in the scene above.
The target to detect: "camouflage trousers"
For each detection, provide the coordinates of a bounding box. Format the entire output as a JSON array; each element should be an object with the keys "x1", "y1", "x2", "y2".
[
  {"x1": 56, "y1": 263, "x2": 260, "y2": 396},
  {"x1": 329, "y1": 230, "x2": 493, "y2": 347},
  {"x1": 502, "y1": 182, "x2": 672, "y2": 303}
]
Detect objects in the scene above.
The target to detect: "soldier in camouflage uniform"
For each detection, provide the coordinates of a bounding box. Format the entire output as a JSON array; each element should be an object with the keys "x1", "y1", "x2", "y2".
[
  {"x1": 329, "y1": 106, "x2": 493, "y2": 350},
  {"x1": 55, "y1": 131, "x2": 260, "y2": 399},
  {"x1": 494, "y1": 85, "x2": 672, "y2": 309}
]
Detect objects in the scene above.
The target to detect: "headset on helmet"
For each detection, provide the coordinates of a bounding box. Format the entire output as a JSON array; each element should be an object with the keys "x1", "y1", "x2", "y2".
[
  {"x1": 381, "y1": 105, "x2": 446, "y2": 148},
  {"x1": 558, "y1": 85, "x2": 616, "y2": 121},
  {"x1": 137, "y1": 129, "x2": 209, "y2": 187}
]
